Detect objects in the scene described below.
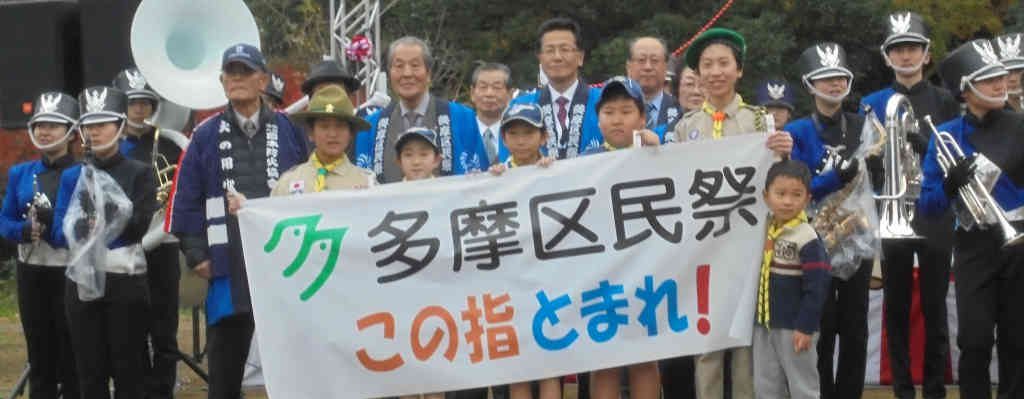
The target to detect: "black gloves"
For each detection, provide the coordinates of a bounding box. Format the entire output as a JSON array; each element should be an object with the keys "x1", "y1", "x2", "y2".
[
  {"x1": 943, "y1": 155, "x2": 977, "y2": 198},
  {"x1": 837, "y1": 157, "x2": 860, "y2": 184},
  {"x1": 907, "y1": 131, "x2": 929, "y2": 156}
]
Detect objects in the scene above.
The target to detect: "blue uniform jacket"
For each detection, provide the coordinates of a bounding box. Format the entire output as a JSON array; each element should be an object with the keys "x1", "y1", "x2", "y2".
[
  {"x1": 917, "y1": 115, "x2": 1024, "y2": 219},
  {"x1": 168, "y1": 110, "x2": 308, "y2": 325}
]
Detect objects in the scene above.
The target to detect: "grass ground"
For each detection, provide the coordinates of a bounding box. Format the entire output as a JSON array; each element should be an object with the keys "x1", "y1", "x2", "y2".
[{"x1": 0, "y1": 278, "x2": 968, "y2": 399}]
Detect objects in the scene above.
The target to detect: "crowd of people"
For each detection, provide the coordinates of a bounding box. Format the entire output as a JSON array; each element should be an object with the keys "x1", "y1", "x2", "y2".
[{"x1": 2, "y1": 10, "x2": 1023, "y2": 399}]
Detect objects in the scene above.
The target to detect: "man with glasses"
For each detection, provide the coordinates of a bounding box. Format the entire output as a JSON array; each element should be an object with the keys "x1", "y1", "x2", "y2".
[
  {"x1": 505, "y1": 17, "x2": 602, "y2": 160},
  {"x1": 626, "y1": 36, "x2": 683, "y2": 138},
  {"x1": 168, "y1": 43, "x2": 309, "y2": 399}
]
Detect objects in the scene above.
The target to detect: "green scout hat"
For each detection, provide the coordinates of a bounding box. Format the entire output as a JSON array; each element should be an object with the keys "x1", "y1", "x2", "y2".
[
  {"x1": 292, "y1": 84, "x2": 371, "y2": 132},
  {"x1": 684, "y1": 28, "x2": 747, "y2": 70}
]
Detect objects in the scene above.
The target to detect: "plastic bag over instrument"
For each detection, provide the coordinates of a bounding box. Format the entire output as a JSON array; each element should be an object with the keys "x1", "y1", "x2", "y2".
[
  {"x1": 63, "y1": 164, "x2": 133, "y2": 301},
  {"x1": 810, "y1": 112, "x2": 884, "y2": 280}
]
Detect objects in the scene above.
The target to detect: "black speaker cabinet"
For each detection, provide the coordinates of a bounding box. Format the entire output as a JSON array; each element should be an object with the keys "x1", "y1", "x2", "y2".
[{"x1": 0, "y1": 0, "x2": 81, "y2": 129}]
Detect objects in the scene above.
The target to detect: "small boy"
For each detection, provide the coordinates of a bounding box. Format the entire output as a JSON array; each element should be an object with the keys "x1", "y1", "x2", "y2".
[
  {"x1": 581, "y1": 76, "x2": 660, "y2": 399},
  {"x1": 395, "y1": 127, "x2": 443, "y2": 181},
  {"x1": 394, "y1": 126, "x2": 443, "y2": 399},
  {"x1": 753, "y1": 160, "x2": 831, "y2": 399},
  {"x1": 488, "y1": 103, "x2": 559, "y2": 399}
]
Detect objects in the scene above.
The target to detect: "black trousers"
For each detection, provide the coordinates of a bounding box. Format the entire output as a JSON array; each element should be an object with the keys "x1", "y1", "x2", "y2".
[
  {"x1": 207, "y1": 312, "x2": 255, "y2": 399},
  {"x1": 660, "y1": 356, "x2": 696, "y2": 399},
  {"x1": 817, "y1": 260, "x2": 870, "y2": 399},
  {"x1": 144, "y1": 243, "x2": 182, "y2": 399},
  {"x1": 16, "y1": 263, "x2": 79, "y2": 399},
  {"x1": 953, "y1": 229, "x2": 1024, "y2": 399},
  {"x1": 65, "y1": 273, "x2": 150, "y2": 399},
  {"x1": 882, "y1": 240, "x2": 951, "y2": 399}
]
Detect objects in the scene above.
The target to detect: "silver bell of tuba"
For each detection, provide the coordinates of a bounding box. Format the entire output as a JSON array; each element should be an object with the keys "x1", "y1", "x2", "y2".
[
  {"x1": 923, "y1": 115, "x2": 1024, "y2": 247},
  {"x1": 872, "y1": 93, "x2": 922, "y2": 239}
]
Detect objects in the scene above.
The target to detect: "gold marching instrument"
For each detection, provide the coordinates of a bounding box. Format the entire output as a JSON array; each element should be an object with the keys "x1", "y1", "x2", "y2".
[
  {"x1": 923, "y1": 115, "x2": 1024, "y2": 247},
  {"x1": 811, "y1": 112, "x2": 887, "y2": 255},
  {"x1": 873, "y1": 94, "x2": 922, "y2": 239}
]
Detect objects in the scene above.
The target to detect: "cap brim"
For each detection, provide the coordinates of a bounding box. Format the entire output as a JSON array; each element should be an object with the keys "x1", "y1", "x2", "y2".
[
  {"x1": 806, "y1": 67, "x2": 853, "y2": 82},
  {"x1": 972, "y1": 66, "x2": 1009, "y2": 83},
  {"x1": 301, "y1": 76, "x2": 361, "y2": 95},
  {"x1": 127, "y1": 91, "x2": 159, "y2": 102},
  {"x1": 500, "y1": 116, "x2": 544, "y2": 132},
  {"x1": 684, "y1": 29, "x2": 745, "y2": 69},
  {"x1": 223, "y1": 59, "x2": 266, "y2": 72},
  {"x1": 394, "y1": 134, "x2": 439, "y2": 152},
  {"x1": 883, "y1": 35, "x2": 929, "y2": 49},
  {"x1": 292, "y1": 111, "x2": 371, "y2": 132},
  {"x1": 1003, "y1": 59, "x2": 1024, "y2": 71},
  {"x1": 760, "y1": 100, "x2": 794, "y2": 111},
  {"x1": 30, "y1": 113, "x2": 74, "y2": 125},
  {"x1": 79, "y1": 112, "x2": 123, "y2": 125}
]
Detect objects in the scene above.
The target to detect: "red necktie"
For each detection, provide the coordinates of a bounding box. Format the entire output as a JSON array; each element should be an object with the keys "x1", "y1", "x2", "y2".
[{"x1": 555, "y1": 96, "x2": 569, "y2": 134}]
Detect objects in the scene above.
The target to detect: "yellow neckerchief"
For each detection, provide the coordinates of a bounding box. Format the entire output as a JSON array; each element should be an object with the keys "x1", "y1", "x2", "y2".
[
  {"x1": 311, "y1": 153, "x2": 345, "y2": 192},
  {"x1": 508, "y1": 153, "x2": 542, "y2": 168},
  {"x1": 701, "y1": 95, "x2": 743, "y2": 139},
  {"x1": 603, "y1": 142, "x2": 627, "y2": 151},
  {"x1": 757, "y1": 211, "x2": 808, "y2": 327}
]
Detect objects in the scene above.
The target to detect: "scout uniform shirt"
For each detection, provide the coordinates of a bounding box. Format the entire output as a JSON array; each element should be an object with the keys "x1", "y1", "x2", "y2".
[
  {"x1": 272, "y1": 155, "x2": 376, "y2": 196},
  {"x1": 669, "y1": 94, "x2": 769, "y2": 142}
]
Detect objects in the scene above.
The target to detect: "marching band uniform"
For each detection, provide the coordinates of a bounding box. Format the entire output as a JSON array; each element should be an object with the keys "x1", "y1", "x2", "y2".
[
  {"x1": 919, "y1": 40, "x2": 1024, "y2": 399},
  {"x1": 786, "y1": 43, "x2": 877, "y2": 399},
  {"x1": 53, "y1": 86, "x2": 157, "y2": 399},
  {"x1": 168, "y1": 43, "x2": 309, "y2": 399},
  {"x1": 113, "y1": 66, "x2": 186, "y2": 399},
  {"x1": 993, "y1": 30, "x2": 1024, "y2": 399},
  {"x1": 0, "y1": 92, "x2": 81, "y2": 399},
  {"x1": 755, "y1": 79, "x2": 797, "y2": 127},
  {"x1": 859, "y1": 13, "x2": 958, "y2": 399},
  {"x1": 994, "y1": 32, "x2": 1024, "y2": 112}
]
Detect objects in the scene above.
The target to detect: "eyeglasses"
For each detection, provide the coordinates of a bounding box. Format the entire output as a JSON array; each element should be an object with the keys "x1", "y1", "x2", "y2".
[{"x1": 541, "y1": 46, "x2": 578, "y2": 57}]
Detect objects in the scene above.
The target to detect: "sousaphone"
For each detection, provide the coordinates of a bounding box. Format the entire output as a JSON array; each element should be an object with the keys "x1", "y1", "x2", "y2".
[{"x1": 131, "y1": 0, "x2": 262, "y2": 110}]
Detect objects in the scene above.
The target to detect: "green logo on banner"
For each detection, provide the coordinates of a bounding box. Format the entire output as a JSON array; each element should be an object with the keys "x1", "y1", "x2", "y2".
[{"x1": 263, "y1": 214, "x2": 348, "y2": 301}]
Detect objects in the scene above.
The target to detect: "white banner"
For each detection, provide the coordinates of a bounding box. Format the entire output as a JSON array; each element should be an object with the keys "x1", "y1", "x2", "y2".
[{"x1": 238, "y1": 135, "x2": 774, "y2": 398}]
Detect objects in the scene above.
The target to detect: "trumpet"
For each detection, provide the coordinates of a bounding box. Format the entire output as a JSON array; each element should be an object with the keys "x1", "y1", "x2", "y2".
[
  {"x1": 153, "y1": 128, "x2": 176, "y2": 205},
  {"x1": 923, "y1": 115, "x2": 1024, "y2": 247},
  {"x1": 872, "y1": 94, "x2": 922, "y2": 239}
]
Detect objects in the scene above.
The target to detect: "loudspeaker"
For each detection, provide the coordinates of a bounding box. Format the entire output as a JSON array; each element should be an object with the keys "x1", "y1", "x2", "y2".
[
  {"x1": 0, "y1": 1, "x2": 81, "y2": 129},
  {"x1": 79, "y1": 0, "x2": 142, "y2": 86}
]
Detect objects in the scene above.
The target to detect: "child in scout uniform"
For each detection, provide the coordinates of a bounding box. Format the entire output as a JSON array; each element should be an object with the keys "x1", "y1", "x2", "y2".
[
  {"x1": 668, "y1": 28, "x2": 793, "y2": 161},
  {"x1": 272, "y1": 84, "x2": 376, "y2": 196},
  {"x1": 487, "y1": 102, "x2": 558, "y2": 399},
  {"x1": 753, "y1": 160, "x2": 831, "y2": 399},
  {"x1": 671, "y1": 27, "x2": 790, "y2": 399},
  {"x1": 580, "y1": 76, "x2": 661, "y2": 399}
]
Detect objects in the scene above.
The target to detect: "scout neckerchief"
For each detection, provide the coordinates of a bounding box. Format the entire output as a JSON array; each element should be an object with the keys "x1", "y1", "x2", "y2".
[
  {"x1": 701, "y1": 95, "x2": 745, "y2": 139},
  {"x1": 757, "y1": 211, "x2": 808, "y2": 327},
  {"x1": 373, "y1": 97, "x2": 453, "y2": 177},
  {"x1": 602, "y1": 142, "x2": 627, "y2": 152},
  {"x1": 216, "y1": 104, "x2": 280, "y2": 193},
  {"x1": 311, "y1": 153, "x2": 345, "y2": 192},
  {"x1": 507, "y1": 152, "x2": 543, "y2": 168},
  {"x1": 538, "y1": 80, "x2": 588, "y2": 159}
]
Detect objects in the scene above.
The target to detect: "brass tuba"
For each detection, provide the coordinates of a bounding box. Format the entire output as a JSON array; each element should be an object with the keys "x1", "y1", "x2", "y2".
[
  {"x1": 873, "y1": 93, "x2": 922, "y2": 239},
  {"x1": 923, "y1": 115, "x2": 1024, "y2": 247}
]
